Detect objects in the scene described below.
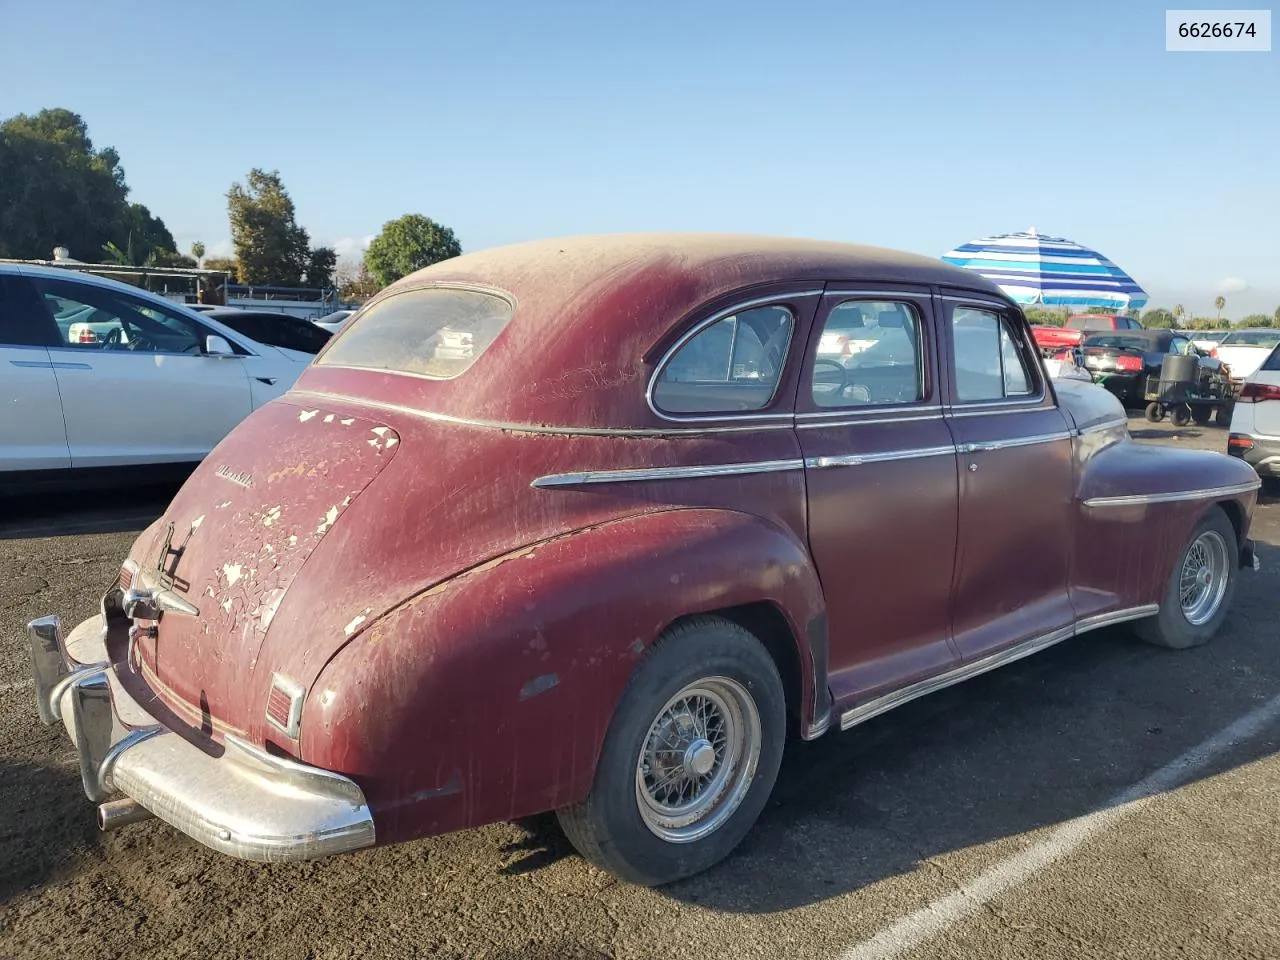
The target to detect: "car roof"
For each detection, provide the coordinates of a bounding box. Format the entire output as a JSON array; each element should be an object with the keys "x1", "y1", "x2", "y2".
[{"x1": 306, "y1": 234, "x2": 1015, "y2": 431}]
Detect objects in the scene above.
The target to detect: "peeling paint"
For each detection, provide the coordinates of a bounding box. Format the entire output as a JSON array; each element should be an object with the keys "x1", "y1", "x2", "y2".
[
  {"x1": 298, "y1": 409, "x2": 318, "y2": 422},
  {"x1": 222, "y1": 563, "x2": 243, "y2": 586},
  {"x1": 289, "y1": 535, "x2": 298, "y2": 547},
  {"x1": 263, "y1": 505, "x2": 283, "y2": 527},
  {"x1": 215, "y1": 500, "x2": 233, "y2": 510},
  {"x1": 385, "y1": 437, "x2": 399, "y2": 448},
  {"x1": 319, "y1": 689, "x2": 336, "y2": 707},
  {"x1": 316, "y1": 505, "x2": 340, "y2": 534},
  {"x1": 323, "y1": 414, "x2": 335, "y2": 423},
  {"x1": 519, "y1": 673, "x2": 560, "y2": 700},
  {"x1": 221, "y1": 598, "x2": 233, "y2": 613},
  {"x1": 343, "y1": 614, "x2": 367, "y2": 636},
  {"x1": 340, "y1": 418, "x2": 355, "y2": 425},
  {"x1": 371, "y1": 426, "x2": 390, "y2": 437},
  {"x1": 190, "y1": 515, "x2": 205, "y2": 531}
]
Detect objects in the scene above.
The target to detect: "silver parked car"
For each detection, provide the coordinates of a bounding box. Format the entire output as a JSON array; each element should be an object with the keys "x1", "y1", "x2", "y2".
[{"x1": 1227, "y1": 342, "x2": 1280, "y2": 484}]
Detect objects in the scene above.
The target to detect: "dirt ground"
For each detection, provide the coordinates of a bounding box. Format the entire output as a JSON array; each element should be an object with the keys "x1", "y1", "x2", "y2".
[{"x1": 2, "y1": 414, "x2": 1277, "y2": 960}]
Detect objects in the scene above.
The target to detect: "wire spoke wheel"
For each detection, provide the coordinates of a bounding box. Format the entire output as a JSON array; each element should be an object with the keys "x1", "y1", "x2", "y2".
[
  {"x1": 1178, "y1": 530, "x2": 1230, "y2": 626},
  {"x1": 635, "y1": 676, "x2": 761, "y2": 843}
]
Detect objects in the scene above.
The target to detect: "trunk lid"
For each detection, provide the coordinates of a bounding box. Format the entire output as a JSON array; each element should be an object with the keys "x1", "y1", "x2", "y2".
[
  {"x1": 129, "y1": 399, "x2": 404, "y2": 739},
  {"x1": 1217, "y1": 345, "x2": 1273, "y2": 380}
]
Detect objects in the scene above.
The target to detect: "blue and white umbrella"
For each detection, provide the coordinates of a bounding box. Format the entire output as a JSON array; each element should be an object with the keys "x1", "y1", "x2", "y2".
[{"x1": 942, "y1": 229, "x2": 1148, "y2": 310}]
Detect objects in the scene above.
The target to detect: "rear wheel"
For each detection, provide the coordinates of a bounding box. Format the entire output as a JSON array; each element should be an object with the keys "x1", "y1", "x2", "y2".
[
  {"x1": 1191, "y1": 405, "x2": 1214, "y2": 426},
  {"x1": 1144, "y1": 402, "x2": 1165, "y2": 423},
  {"x1": 556, "y1": 616, "x2": 785, "y2": 886},
  {"x1": 1171, "y1": 404, "x2": 1193, "y2": 427},
  {"x1": 1136, "y1": 506, "x2": 1237, "y2": 649}
]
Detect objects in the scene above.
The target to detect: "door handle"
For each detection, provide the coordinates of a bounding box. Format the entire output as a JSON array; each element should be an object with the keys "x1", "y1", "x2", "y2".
[
  {"x1": 10, "y1": 359, "x2": 53, "y2": 368},
  {"x1": 967, "y1": 462, "x2": 979, "y2": 472}
]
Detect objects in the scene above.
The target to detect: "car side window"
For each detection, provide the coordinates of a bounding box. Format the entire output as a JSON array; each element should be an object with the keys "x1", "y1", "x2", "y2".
[
  {"x1": 30, "y1": 277, "x2": 205, "y2": 355},
  {"x1": 1171, "y1": 337, "x2": 1194, "y2": 356},
  {"x1": 652, "y1": 305, "x2": 794, "y2": 414},
  {"x1": 810, "y1": 300, "x2": 923, "y2": 408},
  {"x1": 953, "y1": 307, "x2": 1036, "y2": 402}
]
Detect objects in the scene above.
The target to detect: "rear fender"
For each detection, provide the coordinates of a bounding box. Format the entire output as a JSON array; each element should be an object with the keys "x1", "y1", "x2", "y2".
[{"x1": 300, "y1": 507, "x2": 826, "y2": 843}]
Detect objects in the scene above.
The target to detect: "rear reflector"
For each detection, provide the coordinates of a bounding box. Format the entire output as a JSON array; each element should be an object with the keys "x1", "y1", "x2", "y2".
[
  {"x1": 119, "y1": 565, "x2": 133, "y2": 592},
  {"x1": 1238, "y1": 381, "x2": 1280, "y2": 403},
  {"x1": 1228, "y1": 436, "x2": 1255, "y2": 450},
  {"x1": 266, "y1": 673, "x2": 305, "y2": 739}
]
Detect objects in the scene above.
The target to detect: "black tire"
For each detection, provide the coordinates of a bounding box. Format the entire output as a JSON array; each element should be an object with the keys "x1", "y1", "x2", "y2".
[
  {"x1": 1144, "y1": 402, "x2": 1165, "y2": 423},
  {"x1": 1135, "y1": 506, "x2": 1237, "y2": 649},
  {"x1": 1191, "y1": 405, "x2": 1214, "y2": 426},
  {"x1": 1171, "y1": 404, "x2": 1193, "y2": 427},
  {"x1": 556, "y1": 616, "x2": 786, "y2": 886}
]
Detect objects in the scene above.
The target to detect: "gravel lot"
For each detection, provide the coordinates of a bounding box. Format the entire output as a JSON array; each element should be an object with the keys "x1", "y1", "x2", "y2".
[{"x1": 2, "y1": 415, "x2": 1277, "y2": 960}]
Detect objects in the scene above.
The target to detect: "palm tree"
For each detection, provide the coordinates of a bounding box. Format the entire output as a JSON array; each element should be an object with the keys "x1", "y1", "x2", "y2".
[
  {"x1": 191, "y1": 241, "x2": 205, "y2": 267},
  {"x1": 1173, "y1": 304, "x2": 1185, "y2": 328},
  {"x1": 1214, "y1": 296, "x2": 1226, "y2": 322},
  {"x1": 101, "y1": 232, "x2": 157, "y2": 268}
]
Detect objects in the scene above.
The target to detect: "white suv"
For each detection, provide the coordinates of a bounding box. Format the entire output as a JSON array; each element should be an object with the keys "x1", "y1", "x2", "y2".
[
  {"x1": 0, "y1": 264, "x2": 313, "y2": 487},
  {"x1": 1227, "y1": 342, "x2": 1280, "y2": 484}
]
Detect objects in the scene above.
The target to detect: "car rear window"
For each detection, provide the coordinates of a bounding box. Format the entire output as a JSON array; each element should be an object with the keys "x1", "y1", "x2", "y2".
[
  {"x1": 318, "y1": 287, "x2": 513, "y2": 379},
  {"x1": 1262, "y1": 345, "x2": 1280, "y2": 372},
  {"x1": 1084, "y1": 334, "x2": 1151, "y2": 350},
  {"x1": 1221, "y1": 330, "x2": 1280, "y2": 348}
]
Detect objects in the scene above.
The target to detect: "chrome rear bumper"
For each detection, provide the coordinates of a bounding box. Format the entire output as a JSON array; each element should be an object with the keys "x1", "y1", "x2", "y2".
[{"x1": 26, "y1": 614, "x2": 375, "y2": 861}]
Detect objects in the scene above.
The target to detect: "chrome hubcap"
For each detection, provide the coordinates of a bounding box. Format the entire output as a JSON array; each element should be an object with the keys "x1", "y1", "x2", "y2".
[
  {"x1": 1179, "y1": 530, "x2": 1230, "y2": 626},
  {"x1": 635, "y1": 676, "x2": 761, "y2": 844}
]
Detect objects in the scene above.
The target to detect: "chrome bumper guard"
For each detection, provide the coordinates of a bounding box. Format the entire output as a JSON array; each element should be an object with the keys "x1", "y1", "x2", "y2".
[{"x1": 26, "y1": 613, "x2": 376, "y2": 861}]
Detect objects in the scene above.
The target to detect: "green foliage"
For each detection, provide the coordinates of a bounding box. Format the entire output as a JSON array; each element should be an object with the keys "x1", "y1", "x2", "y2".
[
  {"x1": 336, "y1": 259, "x2": 381, "y2": 301},
  {"x1": 1185, "y1": 317, "x2": 1223, "y2": 330},
  {"x1": 0, "y1": 108, "x2": 131, "y2": 260},
  {"x1": 1141, "y1": 307, "x2": 1175, "y2": 328},
  {"x1": 1274, "y1": 305, "x2": 1280, "y2": 325},
  {"x1": 305, "y1": 246, "x2": 338, "y2": 289},
  {"x1": 1023, "y1": 306, "x2": 1068, "y2": 327},
  {"x1": 191, "y1": 240, "x2": 205, "y2": 264},
  {"x1": 227, "y1": 169, "x2": 312, "y2": 286},
  {"x1": 1082, "y1": 306, "x2": 1114, "y2": 315},
  {"x1": 1238, "y1": 314, "x2": 1273, "y2": 328},
  {"x1": 365, "y1": 214, "x2": 462, "y2": 287},
  {"x1": 153, "y1": 250, "x2": 197, "y2": 269},
  {"x1": 203, "y1": 256, "x2": 239, "y2": 284},
  {"x1": 1214, "y1": 295, "x2": 1226, "y2": 319}
]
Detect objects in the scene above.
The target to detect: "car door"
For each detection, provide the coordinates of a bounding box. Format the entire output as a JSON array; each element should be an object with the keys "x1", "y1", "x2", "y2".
[
  {"x1": 941, "y1": 293, "x2": 1076, "y2": 661},
  {"x1": 0, "y1": 275, "x2": 71, "y2": 472},
  {"x1": 796, "y1": 288, "x2": 961, "y2": 708},
  {"x1": 28, "y1": 275, "x2": 254, "y2": 468}
]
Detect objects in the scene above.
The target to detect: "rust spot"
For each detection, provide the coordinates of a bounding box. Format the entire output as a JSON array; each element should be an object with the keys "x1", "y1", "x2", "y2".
[{"x1": 519, "y1": 673, "x2": 560, "y2": 700}]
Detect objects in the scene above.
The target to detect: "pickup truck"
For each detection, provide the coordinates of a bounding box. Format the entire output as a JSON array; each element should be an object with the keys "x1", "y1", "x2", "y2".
[{"x1": 1032, "y1": 314, "x2": 1145, "y2": 356}]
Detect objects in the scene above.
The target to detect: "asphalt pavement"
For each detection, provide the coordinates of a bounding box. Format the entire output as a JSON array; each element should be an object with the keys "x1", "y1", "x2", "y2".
[{"x1": 1, "y1": 415, "x2": 1277, "y2": 960}]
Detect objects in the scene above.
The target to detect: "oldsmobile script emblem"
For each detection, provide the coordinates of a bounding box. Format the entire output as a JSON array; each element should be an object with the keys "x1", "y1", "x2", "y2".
[{"x1": 216, "y1": 464, "x2": 254, "y2": 488}]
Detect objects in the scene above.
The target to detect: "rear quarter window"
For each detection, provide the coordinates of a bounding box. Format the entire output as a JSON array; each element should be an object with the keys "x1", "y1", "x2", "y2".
[
  {"x1": 318, "y1": 287, "x2": 513, "y2": 379},
  {"x1": 1262, "y1": 345, "x2": 1280, "y2": 372}
]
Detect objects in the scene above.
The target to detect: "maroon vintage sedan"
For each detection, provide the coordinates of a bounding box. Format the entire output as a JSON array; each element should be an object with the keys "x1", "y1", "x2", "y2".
[{"x1": 28, "y1": 235, "x2": 1261, "y2": 885}]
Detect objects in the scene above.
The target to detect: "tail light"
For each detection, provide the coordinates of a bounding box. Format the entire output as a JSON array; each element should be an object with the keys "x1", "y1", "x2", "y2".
[
  {"x1": 1228, "y1": 436, "x2": 1255, "y2": 451},
  {"x1": 1115, "y1": 355, "x2": 1144, "y2": 372},
  {"x1": 266, "y1": 673, "x2": 305, "y2": 739},
  {"x1": 1238, "y1": 381, "x2": 1280, "y2": 403}
]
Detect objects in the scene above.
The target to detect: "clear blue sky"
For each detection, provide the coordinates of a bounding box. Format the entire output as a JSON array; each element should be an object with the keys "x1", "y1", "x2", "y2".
[{"x1": 2, "y1": 0, "x2": 1276, "y2": 316}]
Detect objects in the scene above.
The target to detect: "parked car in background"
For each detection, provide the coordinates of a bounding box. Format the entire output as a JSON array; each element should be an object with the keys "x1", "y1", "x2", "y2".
[
  {"x1": 27, "y1": 235, "x2": 1259, "y2": 889},
  {"x1": 1191, "y1": 330, "x2": 1230, "y2": 353},
  {"x1": 313, "y1": 309, "x2": 355, "y2": 333},
  {"x1": 1227, "y1": 343, "x2": 1280, "y2": 484},
  {"x1": 199, "y1": 307, "x2": 332, "y2": 355},
  {"x1": 0, "y1": 264, "x2": 314, "y2": 486},
  {"x1": 1215, "y1": 328, "x2": 1280, "y2": 385},
  {"x1": 1031, "y1": 313, "x2": 1144, "y2": 356},
  {"x1": 1079, "y1": 329, "x2": 1230, "y2": 416}
]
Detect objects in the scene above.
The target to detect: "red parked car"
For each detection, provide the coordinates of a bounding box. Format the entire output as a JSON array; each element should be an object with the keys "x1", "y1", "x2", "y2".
[
  {"x1": 1032, "y1": 313, "x2": 1145, "y2": 356},
  {"x1": 28, "y1": 236, "x2": 1261, "y2": 885}
]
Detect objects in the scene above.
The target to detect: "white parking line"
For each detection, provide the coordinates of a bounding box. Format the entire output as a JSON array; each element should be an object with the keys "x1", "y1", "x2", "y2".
[{"x1": 839, "y1": 692, "x2": 1280, "y2": 960}]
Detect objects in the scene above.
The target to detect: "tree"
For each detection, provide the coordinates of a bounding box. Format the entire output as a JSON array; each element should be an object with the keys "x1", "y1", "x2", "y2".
[
  {"x1": 1214, "y1": 295, "x2": 1226, "y2": 320},
  {"x1": 191, "y1": 241, "x2": 205, "y2": 266},
  {"x1": 204, "y1": 256, "x2": 240, "y2": 284},
  {"x1": 1239, "y1": 313, "x2": 1272, "y2": 328},
  {"x1": 227, "y1": 169, "x2": 312, "y2": 286},
  {"x1": 305, "y1": 246, "x2": 337, "y2": 289},
  {"x1": 336, "y1": 259, "x2": 381, "y2": 301},
  {"x1": 1024, "y1": 306, "x2": 1066, "y2": 327},
  {"x1": 1173, "y1": 304, "x2": 1185, "y2": 327},
  {"x1": 1274, "y1": 305, "x2": 1280, "y2": 326},
  {"x1": 1141, "y1": 307, "x2": 1174, "y2": 328},
  {"x1": 0, "y1": 108, "x2": 131, "y2": 260},
  {"x1": 365, "y1": 214, "x2": 461, "y2": 287}
]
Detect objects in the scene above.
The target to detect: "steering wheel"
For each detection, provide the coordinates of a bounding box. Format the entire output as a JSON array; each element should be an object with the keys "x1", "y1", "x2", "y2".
[
  {"x1": 812, "y1": 358, "x2": 847, "y2": 397},
  {"x1": 126, "y1": 332, "x2": 156, "y2": 352},
  {"x1": 101, "y1": 327, "x2": 121, "y2": 349}
]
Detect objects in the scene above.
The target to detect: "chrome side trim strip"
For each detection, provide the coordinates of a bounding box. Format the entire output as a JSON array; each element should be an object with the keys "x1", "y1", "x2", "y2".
[
  {"x1": 532, "y1": 458, "x2": 804, "y2": 488},
  {"x1": 805, "y1": 445, "x2": 955, "y2": 469},
  {"x1": 289, "y1": 391, "x2": 796, "y2": 437},
  {"x1": 645, "y1": 290, "x2": 824, "y2": 424},
  {"x1": 1077, "y1": 417, "x2": 1129, "y2": 436},
  {"x1": 1083, "y1": 480, "x2": 1261, "y2": 509},
  {"x1": 957, "y1": 431, "x2": 1073, "y2": 454},
  {"x1": 795, "y1": 405, "x2": 943, "y2": 420},
  {"x1": 945, "y1": 401, "x2": 1049, "y2": 417},
  {"x1": 838, "y1": 604, "x2": 1160, "y2": 732}
]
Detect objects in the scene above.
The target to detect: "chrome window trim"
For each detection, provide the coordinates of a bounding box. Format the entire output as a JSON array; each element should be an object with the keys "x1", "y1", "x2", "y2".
[
  {"x1": 804, "y1": 445, "x2": 955, "y2": 470},
  {"x1": 290, "y1": 391, "x2": 797, "y2": 437},
  {"x1": 1083, "y1": 479, "x2": 1262, "y2": 509},
  {"x1": 939, "y1": 294, "x2": 1016, "y2": 309},
  {"x1": 837, "y1": 604, "x2": 1159, "y2": 732},
  {"x1": 822, "y1": 289, "x2": 935, "y2": 298},
  {"x1": 956, "y1": 431, "x2": 1073, "y2": 454},
  {"x1": 796, "y1": 404, "x2": 944, "y2": 420},
  {"x1": 808, "y1": 297, "x2": 929, "y2": 413},
  {"x1": 796, "y1": 412, "x2": 946, "y2": 429},
  {"x1": 948, "y1": 302, "x2": 1047, "y2": 407},
  {"x1": 531, "y1": 458, "x2": 804, "y2": 488},
  {"x1": 646, "y1": 290, "x2": 823, "y2": 424},
  {"x1": 945, "y1": 402, "x2": 1052, "y2": 418}
]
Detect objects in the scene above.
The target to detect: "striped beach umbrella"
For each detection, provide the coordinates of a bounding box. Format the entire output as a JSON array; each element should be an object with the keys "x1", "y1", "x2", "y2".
[{"x1": 942, "y1": 229, "x2": 1148, "y2": 310}]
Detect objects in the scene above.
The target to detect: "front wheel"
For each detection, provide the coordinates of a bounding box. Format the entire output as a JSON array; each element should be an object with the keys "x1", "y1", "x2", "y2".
[
  {"x1": 1145, "y1": 402, "x2": 1165, "y2": 423},
  {"x1": 1136, "y1": 506, "x2": 1237, "y2": 649},
  {"x1": 556, "y1": 616, "x2": 785, "y2": 886},
  {"x1": 1171, "y1": 404, "x2": 1193, "y2": 427}
]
